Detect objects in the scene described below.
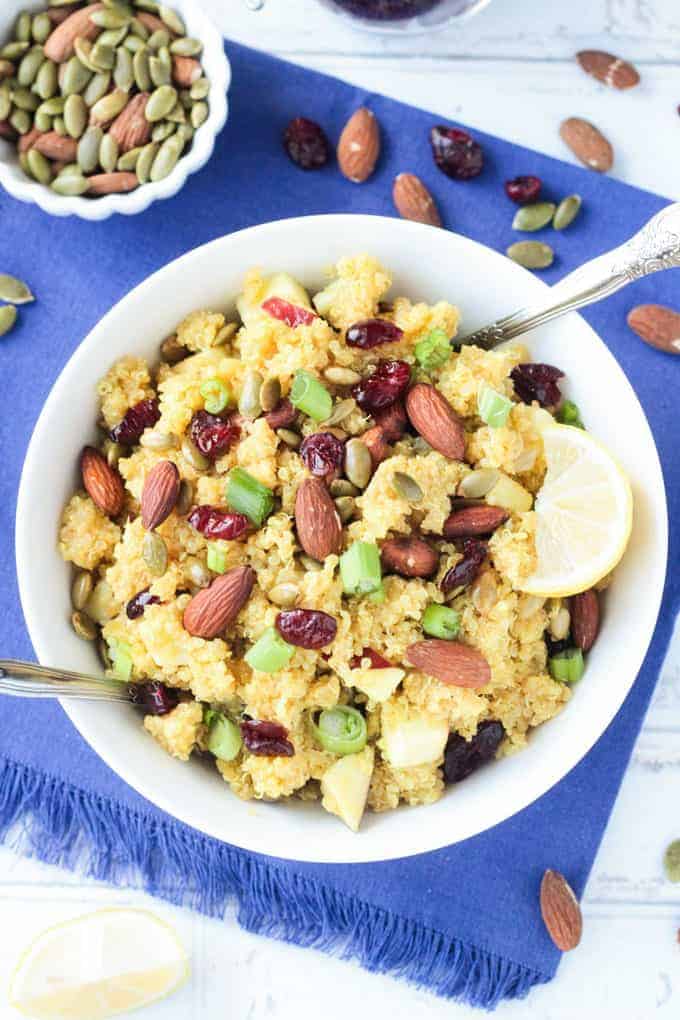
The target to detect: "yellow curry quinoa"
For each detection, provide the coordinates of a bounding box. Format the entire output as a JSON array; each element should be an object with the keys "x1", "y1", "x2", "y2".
[{"x1": 59, "y1": 253, "x2": 588, "y2": 832}]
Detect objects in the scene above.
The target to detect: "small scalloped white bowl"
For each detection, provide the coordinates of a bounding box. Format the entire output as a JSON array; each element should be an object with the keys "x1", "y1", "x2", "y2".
[{"x1": 0, "y1": 0, "x2": 229, "y2": 220}]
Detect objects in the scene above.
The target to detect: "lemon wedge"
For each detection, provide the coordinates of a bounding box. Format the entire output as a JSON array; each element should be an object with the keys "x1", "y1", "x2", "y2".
[
  {"x1": 9, "y1": 908, "x2": 189, "y2": 1020},
  {"x1": 519, "y1": 424, "x2": 633, "y2": 598}
]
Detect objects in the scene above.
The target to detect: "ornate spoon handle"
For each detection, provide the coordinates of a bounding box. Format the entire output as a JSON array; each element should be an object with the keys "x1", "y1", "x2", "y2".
[
  {"x1": 0, "y1": 659, "x2": 129, "y2": 703},
  {"x1": 460, "y1": 202, "x2": 680, "y2": 349}
]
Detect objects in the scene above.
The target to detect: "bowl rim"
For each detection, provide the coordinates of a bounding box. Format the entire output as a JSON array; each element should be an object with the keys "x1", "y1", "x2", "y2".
[
  {"x1": 16, "y1": 214, "x2": 669, "y2": 862},
  {"x1": 0, "y1": 0, "x2": 230, "y2": 220}
]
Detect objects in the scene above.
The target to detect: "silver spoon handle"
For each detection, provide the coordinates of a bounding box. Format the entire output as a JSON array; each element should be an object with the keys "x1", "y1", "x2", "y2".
[
  {"x1": 460, "y1": 202, "x2": 680, "y2": 349},
  {"x1": 0, "y1": 659, "x2": 130, "y2": 704}
]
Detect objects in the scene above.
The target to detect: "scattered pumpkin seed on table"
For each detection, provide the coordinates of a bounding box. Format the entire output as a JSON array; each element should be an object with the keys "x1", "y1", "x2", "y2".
[
  {"x1": 664, "y1": 840, "x2": 680, "y2": 883},
  {"x1": 507, "y1": 241, "x2": 555, "y2": 270},
  {"x1": 512, "y1": 202, "x2": 556, "y2": 232},
  {"x1": 0, "y1": 305, "x2": 18, "y2": 338},
  {"x1": 0, "y1": 274, "x2": 34, "y2": 305},
  {"x1": 553, "y1": 194, "x2": 582, "y2": 230}
]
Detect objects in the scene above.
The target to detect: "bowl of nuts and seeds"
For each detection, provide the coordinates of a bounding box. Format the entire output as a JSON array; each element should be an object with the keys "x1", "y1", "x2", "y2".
[{"x1": 0, "y1": 0, "x2": 229, "y2": 219}]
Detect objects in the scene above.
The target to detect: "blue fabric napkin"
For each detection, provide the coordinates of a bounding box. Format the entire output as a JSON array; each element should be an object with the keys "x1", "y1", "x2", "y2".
[{"x1": 1, "y1": 39, "x2": 678, "y2": 1010}]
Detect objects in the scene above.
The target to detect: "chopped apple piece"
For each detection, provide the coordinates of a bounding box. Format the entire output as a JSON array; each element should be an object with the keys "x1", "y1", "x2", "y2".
[
  {"x1": 237, "y1": 272, "x2": 312, "y2": 325},
  {"x1": 381, "y1": 715, "x2": 448, "y2": 768},
  {"x1": 321, "y1": 746, "x2": 374, "y2": 832},
  {"x1": 350, "y1": 667, "x2": 404, "y2": 704},
  {"x1": 486, "y1": 473, "x2": 533, "y2": 513}
]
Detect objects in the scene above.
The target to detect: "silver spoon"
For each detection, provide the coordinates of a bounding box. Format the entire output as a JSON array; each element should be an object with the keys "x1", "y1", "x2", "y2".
[
  {"x1": 0, "y1": 659, "x2": 131, "y2": 704},
  {"x1": 459, "y1": 201, "x2": 680, "y2": 348}
]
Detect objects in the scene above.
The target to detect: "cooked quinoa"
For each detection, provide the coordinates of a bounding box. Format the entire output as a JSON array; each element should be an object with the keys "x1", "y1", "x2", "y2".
[{"x1": 59, "y1": 254, "x2": 577, "y2": 832}]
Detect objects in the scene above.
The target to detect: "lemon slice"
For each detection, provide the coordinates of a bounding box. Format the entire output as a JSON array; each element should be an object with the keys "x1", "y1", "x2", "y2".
[
  {"x1": 519, "y1": 424, "x2": 633, "y2": 598},
  {"x1": 9, "y1": 908, "x2": 189, "y2": 1020}
]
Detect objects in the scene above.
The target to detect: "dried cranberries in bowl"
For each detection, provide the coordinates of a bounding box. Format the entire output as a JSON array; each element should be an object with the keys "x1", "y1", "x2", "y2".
[{"x1": 352, "y1": 360, "x2": 411, "y2": 412}]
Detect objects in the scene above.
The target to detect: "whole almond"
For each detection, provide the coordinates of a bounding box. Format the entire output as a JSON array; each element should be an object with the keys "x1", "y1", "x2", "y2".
[
  {"x1": 81, "y1": 446, "x2": 124, "y2": 517},
  {"x1": 393, "y1": 173, "x2": 441, "y2": 227},
  {"x1": 172, "y1": 56, "x2": 202, "y2": 88},
  {"x1": 141, "y1": 460, "x2": 180, "y2": 531},
  {"x1": 18, "y1": 128, "x2": 43, "y2": 155},
  {"x1": 33, "y1": 131, "x2": 78, "y2": 162},
  {"x1": 442, "y1": 505, "x2": 509, "y2": 539},
  {"x1": 136, "y1": 11, "x2": 177, "y2": 35},
  {"x1": 47, "y1": 6, "x2": 80, "y2": 26},
  {"x1": 381, "y1": 536, "x2": 439, "y2": 578},
  {"x1": 627, "y1": 304, "x2": 680, "y2": 354},
  {"x1": 0, "y1": 121, "x2": 17, "y2": 141},
  {"x1": 406, "y1": 639, "x2": 491, "y2": 688},
  {"x1": 183, "y1": 565, "x2": 256, "y2": 639},
  {"x1": 373, "y1": 399, "x2": 407, "y2": 442},
  {"x1": 337, "y1": 107, "x2": 380, "y2": 184},
  {"x1": 87, "y1": 172, "x2": 139, "y2": 195},
  {"x1": 295, "y1": 477, "x2": 343, "y2": 561},
  {"x1": 576, "y1": 50, "x2": 640, "y2": 90},
  {"x1": 109, "y1": 93, "x2": 151, "y2": 153},
  {"x1": 361, "y1": 425, "x2": 389, "y2": 466},
  {"x1": 570, "y1": 588, "x2": 600, "y2": 652},
  {"x1": 405, "y1": 383, "x2": 465, "y2": 461},
  {"x1": 540, "y1": 870, "x2": 582, "y2": 952},
  {"x1": 559, "y1": 117, "x2": 613, "y2": 173},
  {"x1": 43, "y1": 4, "x2": 103, "y2": 63}
]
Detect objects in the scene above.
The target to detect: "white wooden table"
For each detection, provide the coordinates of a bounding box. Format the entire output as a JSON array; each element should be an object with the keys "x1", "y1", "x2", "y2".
[{"x1": 3, "y1": 2, "x2": 679, "y2": 1016}]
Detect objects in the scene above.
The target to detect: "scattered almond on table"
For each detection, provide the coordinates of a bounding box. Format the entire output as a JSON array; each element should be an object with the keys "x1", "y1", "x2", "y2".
[
  {"x1": 337, "y1": 106, "x2": 381, "y2": 183},
  {"x1": 540, "y1": 869, "x2": 583, "y2": 951},
  {"x1": 627, "y1": 304, "x2": 680, "y2": 355},
  {"x1": 559, "y1": 117, "x2": 614, "y2": 173},
  {"x1": 392, "y1": 172, "x2": 441, "y2": 226},
  {"x1": 576, "y1": 50, "x2": 640, "y2": 90}
]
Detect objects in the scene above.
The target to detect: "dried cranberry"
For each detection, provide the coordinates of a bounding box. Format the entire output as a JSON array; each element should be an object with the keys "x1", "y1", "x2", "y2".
[
  {"x1": 505, "y1": 175, "x2": 542, "y2": 204},
  {"x1": 441, "y1": 538, "x2": 487, "y2": 593},
  {"x1": 443, "y1": 720, "x2": 505, "y2": 784},
  {"x1": 372, "y1": 399, "x2": 408, "y2": 442},
  {"x1": 275, "y1": 609, "x2": 337, "y2": 649},
  {"x1": 264, "y1": 399, "x2": 297, "y2": 430},
  {"x1": 262, "y1": 297, "x2": 317, "y2": 328},
  {"x1": 189, "y1": 410, "x2": 240, "y2": 459},
  {"x1": 188, "y1": 505, "x2": 250, "y2": 540},
  {"x1": 511, "y1": 363, "x2": 564, "y2": 408},
  {"x1": 352, "y1": 359, "x2": 411, "y2": 413},
  {"x1": 241, "y1": 719, "x2": 295, "y2": 757},
  {"x1": 546, "y1": 636, "x2": 571, "y2": 657},
  {"x1": 299, "y1": 432, "x2": 345, "y2": 477},
  {"x1": 126, "y1": 589, "x2": 161, "y2": 620},
  {"x1": 346, "y1": 319, "x2": 404, "y2": 350},
  {"x1": 350, "y1": 647, "x2": 392, "y2": 669},
  {"x1": 128, "y1": 681, "x2": 179, "y2": 716},
  {"x1": 332, "y1": 0, "x2": 442, "y2": 18},
  {"x1": 283, "y1": 117, "x2": 329, "y2": 170},
  {"x1": 110, "y1": 398, "x2": 160, "y2": 445},
  {"x1": 430, "y1": 125, "x2": 484, "y2": 180}
]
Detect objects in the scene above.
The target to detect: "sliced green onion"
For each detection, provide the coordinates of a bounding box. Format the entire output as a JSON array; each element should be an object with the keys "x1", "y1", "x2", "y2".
[
  {"x1": 290, "y1": 369, "x2": 333, "y2": 421},
  {"x1": 226, "y1": 467, "x2": 274, "y2": 526},
  {"x1": 477, "y1": 383, "x2": 513, "y2": 428},
  {"x1": 556, "y1": 400, "x2": 585, "y2": 429},
  {"x1": 206, "y1": 710, "x2": 242, "y2": 761},
  {"x1": 422, "y1": 603, "x2": 460, "y2": 640},
  {"x1": 414, "y1": 328, "x2": 451, "y2": 372},
  {"x1": 339, "y1": 541, "x2": 382, "y2": 596},
  {"x1": 200, "y1": 377, "x2": 231, "y2": 415},
  {"x1": 245, "y1": 626, "x2": 294, "y2": 673},
  {"x1": 207, "y1": 541, "x2": 228, "y2": 574},
  {"x1": 108, "y1": 639, "x2": 133, "y2": 682},
  {"x1": 311, "y1": 706, "x2": 367, "y2": 755},
  {"x1": 549, "y1": 647, "x2": 585, "y2": 684}
]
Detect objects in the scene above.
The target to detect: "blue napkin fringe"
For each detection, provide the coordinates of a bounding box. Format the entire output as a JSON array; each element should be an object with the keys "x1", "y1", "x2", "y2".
[{"x1": 0, "y1": 754, "x2": 543, "y2": 1008}]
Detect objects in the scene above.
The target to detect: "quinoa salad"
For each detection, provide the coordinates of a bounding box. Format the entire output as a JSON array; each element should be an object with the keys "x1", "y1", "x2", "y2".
[{"x1": 59, "y1": 254, "x2": 623, "y2": 832}]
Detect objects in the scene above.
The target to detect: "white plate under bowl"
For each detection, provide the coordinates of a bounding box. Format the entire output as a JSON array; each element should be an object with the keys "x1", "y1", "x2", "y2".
[{"x1": 16, "y1": 215, "x2": 667, "y2": 863}]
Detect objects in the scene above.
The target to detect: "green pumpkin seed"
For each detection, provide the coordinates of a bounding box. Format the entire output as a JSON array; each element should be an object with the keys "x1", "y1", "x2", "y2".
[
  {"x1": 102, "y1": 0, "x2": 133, "y2": 10},
  {"x1": 174, "y1": 122, "x2": 192, "y2": 144},
  {"x1": 83, "y1": 71, "x2": 111, "y2": 107},
  {"x1": 143, "y1": 530, "x2": 168, "y2": 576},
  {"x1": 99, "y1": 131, "x2": 119, "y2": 172},
  {"x1": 132, "y1": 46, "x2": 151, "y2": 90},
  {"x1": 190, "y1": 77, "x2": 210, "y2": 101},
  {"x1": 149, "y1": 130, "x2": 182, "y2": 180},
  {"x1": 178, "y1": 88, "x2": 193, "y2": 110},
  {"x1": 62, "y1": 56, "x2": 92, "y2": 95},
  {"x1": 299, "y1": 554, "x2": 322, "y2": 572},
  {"x1": 32, "y1": 13, "x2": 52, "y2": 44},
  {"x1": 159, "y1": 5, "x2": 185, "y2": 33},
  {"x1": 71, "y1": 609, "x2": 97, "y2": 641},
  {"x1": 34, "y1": 109, "x2": 52, "y2": 131},
  {"x1": 391, "y1": 471, "x2": 423, "y2": 503},
  {"x1": 324, "y1": 397, "x2": 356, "y2": 427},
  {"x1": 139, "y1": 429, "x2": 177, "y2": 450},
  {"x1": 124, "y1": 35, "x2": 145, "y2": 53},
  {"x1": 149, "y1": 54, "x2": 170, "y2": 87},
  {"x1": 170, "y1": 36, "x2": 203, "y2": 57},
  {"x1": 176, "y1": 479, "x2": 193, "y2": 516},
  {"x1": 157, "y1": 45, "x2": 171, "y2": 69},
  {"x1": 91, "y1": 88, "x2": 128, "y2": 124},
  {"x1": 15, "y1": 11, "x2": 32, "y2": 41},
  {"x1": 512, "y1": 202, "x2": 556, "y2": 233},
  {"x1": 18, "y1": 47, "x2": 45, "y2": 87},
  {"x1": 159, "y1": 332, "x2": 187, "y2": 363},
  {"x1": 553, "y1": 193, "x2": 582, "y2": 231},
  {"x1": 51, "y1": 173, "x2": 89, "y2": 196},
  {"x1": 147, "y1": 28, "x2": 170, "y2": 50},
  {"x1": 165, "y1": 99, "x2": 185, "y2": 123},
  {"x1": 190, "y1": 101, "x2": 208, "y2": 129},
  {"x1": 129, "y1": 16, "x2": 150, "y2": 39},
  {"x1": 323, "y1": 366, "x2": 361, "y2": 386},
  {"x1": 268, "y1": 583, "x2": 299, "y2": 608},
  {"x1": 114, "y1": 46, "x2": 134, "y2": 91},
  {"x1": 89, "y1": 41, "x2": 116, "y2": 72},
  {"x1": 91, "y1": 9, "x2": 132, "y2": 28},
  {"x1": 334, "y1": 495, "x2": 356, "y2": 523},
  {"x1": 259, "y1": 377, "x2": 281, "y2": 413},
  {"x1": 134, "y1": 0, "x2": 160, "y2": 11},
  {"x1": 151, "y1": 118, "x2": 174, "y2": 141},
  {"x1": 145, "y1": 83, "x2": 176, "y2": 121},
  {"x1": 103, "y1": 438, "x2": 124, "y2": 467},
  {"x1": 239, "y1": 369, "x2": 263, "y2": 419},
  {"x1": 98, "y1": 27, "x2": 130, "y2": 49},
  {"x1": 18, "y1": 152, "x2": 31, "y2": 176},
  {"x1": 64, "y1": 93, "x2": 87, "y2": 138},
  {"x1": 181, "y1": 435, "x2": 209, "y2": 471},
  {"x1": 71, "y1": 570, "x2": 94, "y2": 611},
  {"x1": 344, "y1": 438, "x2": 372, "y2": 490},
  {"x1": 77, "y1": 125, "x2": 103, "y2": 172},
  {"x1": 1, "y1": 42, "x2": 30, "y2": 61},
  {"x1": 276, "y1": 428, "x2": 301, "y2": 449},
  {"x1": 506, "y1": 241, "x2": 554, "y2": 270},
  {"x1": 134, "y1": 140, "x2": 157, "y2": 182},
  {"x1": 12, "y1": 86, "x2": 40, "y2": 111},
  {"x1": 48, "y1": 0, "x2": 83, "y2": 5},
  {"x1": 186, "y1": 556, "x2": 210, "y2": 589},
  {"x1": 664, "y1": 840, "x2": 680, "y2": 883},
  {"x1": 73, "y1": 38, "x2": 98, "y2": 72},
  {"x1": 9, "y1": 108, "x2": 31, "y2": 134},
  {"x1": 0, "y1": 84, "x2": 10, "y2": 121},
  {"x1": 329, "y1": 478, "x2": 359, "y2": 498},
  {"x1": 117, "y1": 144, "x2": 143, "y2": 171},
  {"x1": 58, "y1": 162, "x2": 80, "y2": 176},
  {"x1": 34, "y1": 58, "x2": 57, "y2": 99},
  {"x1": 0, "y1": 305, "x2": 18, "y2": 337},
  {"x1": 39, "y1": 95, "x2": 65, "y2": 116},
  {"x1": 52, "y1": 115, "x2": 67, "y2": 135},
  {"x1": 0, "y1": 273, "x2": 34, "y2": 305}
]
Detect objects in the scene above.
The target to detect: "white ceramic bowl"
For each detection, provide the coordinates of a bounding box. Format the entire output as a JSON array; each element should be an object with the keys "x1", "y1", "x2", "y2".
[
  {"x1": 0, "y1": 0, "x2": 229, "y2": 220},
  {"x1": 16, "y1": 215, "x2": 667, "y2": 863}
]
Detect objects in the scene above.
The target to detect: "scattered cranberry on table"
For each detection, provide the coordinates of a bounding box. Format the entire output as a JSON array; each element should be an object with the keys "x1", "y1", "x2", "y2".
[
  {"x1": 430, "y1": 125, "x2": 484, "y2": 180},
  {"x1": 283, "y1": 117, "x2": 330, "y2": 170},
  {"x1": 505, "y1": 175, "x2": 542, "y2": 204}
]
